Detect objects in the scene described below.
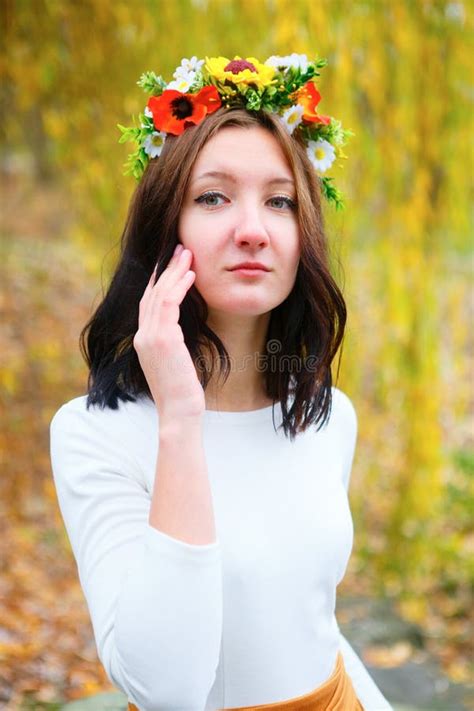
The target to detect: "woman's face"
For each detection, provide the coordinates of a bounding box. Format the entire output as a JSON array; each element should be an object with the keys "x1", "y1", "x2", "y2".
[{"x1": 178, "y1": 125, "x2": 301, "y2": 319}]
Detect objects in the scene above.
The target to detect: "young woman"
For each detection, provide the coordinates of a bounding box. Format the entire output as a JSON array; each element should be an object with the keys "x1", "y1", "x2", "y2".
[{"x1": 50, "y1": 55, "x2": 393, "y2": 710}]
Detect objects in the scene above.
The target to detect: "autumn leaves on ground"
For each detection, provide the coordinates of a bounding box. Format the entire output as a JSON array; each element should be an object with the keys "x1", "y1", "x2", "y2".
[
  {"x1": 0, "y1": 174, "x2": 113, "y2": 707},
  {"x1": 1, "y1": 0, "x2": 472, "y2": 708}
]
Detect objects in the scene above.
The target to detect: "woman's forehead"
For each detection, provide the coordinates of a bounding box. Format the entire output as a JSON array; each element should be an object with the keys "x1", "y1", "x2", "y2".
[
  {"x1": 191, "y1": 126, "x2": 294, "y2": 182},
  {"x1": 190, "y1": 169, "x2": 295, "y2": 189}
]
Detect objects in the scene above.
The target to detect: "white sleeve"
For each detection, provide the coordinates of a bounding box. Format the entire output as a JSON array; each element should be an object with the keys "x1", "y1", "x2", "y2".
[
  {"x1": 339, "y1": 632, "x2": 394, "y2": 711},
  {"x1": 49, "y1": 401, "x2": 223, "y2": 711},
  {"x1": 332, "y1": 387, "x2": 358, "y2": 493}
]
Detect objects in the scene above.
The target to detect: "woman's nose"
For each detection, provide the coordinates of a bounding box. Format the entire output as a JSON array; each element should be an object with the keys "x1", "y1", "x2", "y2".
[{"x1": 232, "y1": 204, "x2": 270, "y2": 248}]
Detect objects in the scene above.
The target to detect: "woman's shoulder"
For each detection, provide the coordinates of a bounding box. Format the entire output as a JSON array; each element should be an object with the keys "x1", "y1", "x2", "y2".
[
  {"x1": 49, "y1": 392, "x2": 153, "y2": 440},
  {"x1": 49, "y1": 393, "x2": 152, "y2": 486},
  {"x1": 329, "y1": 386, "x2": 358, "y2": 435},
  {"x1": 50, "y1": 393, "x2": 118, "y2": 431}
]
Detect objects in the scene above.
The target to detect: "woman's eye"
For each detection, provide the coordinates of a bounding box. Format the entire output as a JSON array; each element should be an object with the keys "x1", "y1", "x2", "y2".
[
  {"x1": 195, "y1": 191, "x2": 226, "y2": 208},
  {"x1": 268, "y1": 195, "x2": 297, "y2": 210},
  {"x1": 194, "y1": 192, "x2": 296, "y2": 210}
]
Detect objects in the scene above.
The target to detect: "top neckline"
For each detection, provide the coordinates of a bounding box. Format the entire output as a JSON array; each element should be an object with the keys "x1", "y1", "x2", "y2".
[
  {"x1": 203, "y1": 402, "x2": 278, "y2": 424},
  {"x1": 140, "y1": 394, "x2": 280, "y2": 425}
]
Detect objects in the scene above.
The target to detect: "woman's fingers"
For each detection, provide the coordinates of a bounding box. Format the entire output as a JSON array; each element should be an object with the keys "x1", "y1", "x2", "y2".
[
  {"x1": 148, "y1": 258, "x2": 195, "y2": 328},
  {"x1": 156, "y1": 249, "x2": 192, "y2": 294},
  {"x1": 138, "y1": 266, "x2": 157, "y2": 324},
  {"x1": 139, "y1": 245, "x2": 190, "y2": 322},
  {"x1": 147, "y1": 244, "x2": 184, "y2": 290},
  {"x1": 133, "y1": 243, "x2": 205, "y2": 417},
  {"x1": 139, "y1": 247, "x2": 194, "y2": 327}
]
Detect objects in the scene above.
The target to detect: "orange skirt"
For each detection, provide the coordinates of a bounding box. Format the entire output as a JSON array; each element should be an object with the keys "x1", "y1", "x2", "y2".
[{"x1": 127, "y1": 651, "x2": 364, "y2": 710}]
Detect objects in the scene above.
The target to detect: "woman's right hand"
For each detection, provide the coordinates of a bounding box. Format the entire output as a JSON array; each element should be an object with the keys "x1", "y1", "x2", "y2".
[{"x1": 133, "y1": 244, "x2": 206, "y2": 421}]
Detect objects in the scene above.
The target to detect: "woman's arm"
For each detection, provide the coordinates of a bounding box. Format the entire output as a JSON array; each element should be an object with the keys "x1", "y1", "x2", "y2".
[
  {"x1": 50, "y1": 400, "x2": 222, "y2": 711},
  {"x1": 150, "y1": 416, "x2": 216, "y2": 544}
]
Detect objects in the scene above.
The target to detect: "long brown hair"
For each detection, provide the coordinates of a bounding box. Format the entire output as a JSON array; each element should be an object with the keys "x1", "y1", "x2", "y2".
[{"x1": 80, "y1": 107, "x2": 347, "y2": 440}]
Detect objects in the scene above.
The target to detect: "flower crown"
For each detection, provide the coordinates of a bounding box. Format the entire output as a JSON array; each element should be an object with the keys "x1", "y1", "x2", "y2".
[{"x1": 118, "y1": 53, "x2": 354, "y2": 210}]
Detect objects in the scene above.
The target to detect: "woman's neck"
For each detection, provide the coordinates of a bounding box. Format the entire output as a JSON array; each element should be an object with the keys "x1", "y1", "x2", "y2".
[
  {"x1": 204, "y1": 389, "x2": 274, "y2": 412},
  {"x1": 201, "y1": 313, "x2": 273, "y2": 412}
]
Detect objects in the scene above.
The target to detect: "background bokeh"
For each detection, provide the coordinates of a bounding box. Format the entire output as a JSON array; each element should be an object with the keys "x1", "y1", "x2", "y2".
[{"x1": 1, "y1": 0, "x2": 472, "y2": 708}]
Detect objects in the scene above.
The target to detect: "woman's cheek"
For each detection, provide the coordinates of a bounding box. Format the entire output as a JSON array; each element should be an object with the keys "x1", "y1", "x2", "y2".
[{"x1": 190, "y1": 256, "x2": 214, "y2": 292}]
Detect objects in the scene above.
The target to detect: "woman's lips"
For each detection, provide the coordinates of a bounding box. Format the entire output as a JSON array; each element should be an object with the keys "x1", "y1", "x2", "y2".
[{"x1": 230, "y1": 268, "x2": 269, "y2": 276}]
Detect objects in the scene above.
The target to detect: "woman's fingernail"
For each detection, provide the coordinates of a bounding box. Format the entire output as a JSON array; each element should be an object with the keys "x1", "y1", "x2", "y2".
[{"x1": 175, "y1": 244, "x2": 184, "y2": 256}]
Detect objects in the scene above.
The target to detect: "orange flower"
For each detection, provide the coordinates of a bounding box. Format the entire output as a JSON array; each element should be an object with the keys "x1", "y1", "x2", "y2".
[
  {"x1": 297, "y1": 82, "x2": 331, "y2": 125},
  {"x1": 147, "y1": 85, "x2": 221, "y2": 136}
]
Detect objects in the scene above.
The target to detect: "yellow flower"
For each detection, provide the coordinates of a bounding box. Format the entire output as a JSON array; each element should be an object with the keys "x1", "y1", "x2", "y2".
[{"x1": 204, "y1": 56, "x2": 276, "y2": 90}]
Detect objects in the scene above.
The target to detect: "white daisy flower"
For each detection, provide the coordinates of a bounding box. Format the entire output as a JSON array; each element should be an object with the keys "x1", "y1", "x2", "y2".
[
  {"x1": 166, "y1": 74, "x2": 195, "y2": 92},
  {"x1": 166, "y1": 57, "x2": 204, "y2": 92},
  {"x1": 265, "y1": 53, "x2": 309, "y2": 73},
  {"x1": 265, "y1": 54, "x2": 288, "y2": 69},
  {"x1": 174, "y1": 66, "x2": 196, "y2": 80},
  {"x1": 287, "y1": 52, "x2": 309, "y2": 73},
  {"x1": 142, "y1": 131, "x2": 166, "y2": 159},
  {"x1": 168, "y1": 57, "x2": 204, "y2": 90},
  {"x1": 174, "y1": 56, "x2": 204, "y2": 76},
  {"x1": 306, "y1": 139, "x2": 336, "y2": 172},
  {"x1": 280, "y1": 104, "x2": 304, "y2": 134}
]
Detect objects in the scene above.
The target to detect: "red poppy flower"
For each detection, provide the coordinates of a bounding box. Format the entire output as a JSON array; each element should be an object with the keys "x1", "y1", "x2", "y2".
[
  {"x1": 297, "y1": 82, "x2": 331, "y2": 125},
  {"x1": 147, "y1": 85, "x2": 221, "y2": 136}
]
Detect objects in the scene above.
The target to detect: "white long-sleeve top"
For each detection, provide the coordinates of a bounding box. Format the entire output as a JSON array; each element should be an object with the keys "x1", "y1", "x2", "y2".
[{"x1": 49, "y1": 386, "x2": 393, "y2": 711}]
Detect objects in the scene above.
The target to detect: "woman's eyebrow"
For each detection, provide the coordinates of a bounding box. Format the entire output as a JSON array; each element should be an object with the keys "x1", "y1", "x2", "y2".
[{"x1": 192, "y1": 170, "x2": 295, "y2": 187}]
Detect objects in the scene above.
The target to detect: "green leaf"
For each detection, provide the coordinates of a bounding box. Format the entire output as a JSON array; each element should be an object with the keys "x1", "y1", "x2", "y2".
[
  {"x1": 320, "y1": 176, "x2": 346, "y2": 210},
  {"x1": 137, "y1": 70, "x2": 166, "y2": 95},
  {"x1": 245, "y1": 88, "x2": 262, "y2": 111}
]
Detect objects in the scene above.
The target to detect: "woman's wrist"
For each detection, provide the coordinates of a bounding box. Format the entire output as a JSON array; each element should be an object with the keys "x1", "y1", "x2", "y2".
[{"x1": 158, "y1": 414, "x2": 203, "y2": 440}]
